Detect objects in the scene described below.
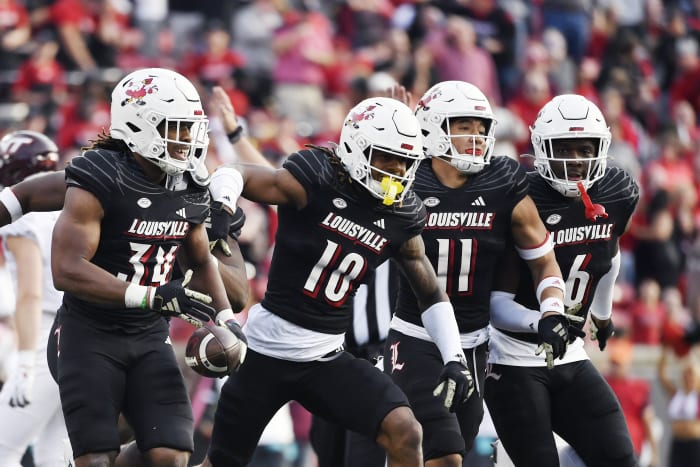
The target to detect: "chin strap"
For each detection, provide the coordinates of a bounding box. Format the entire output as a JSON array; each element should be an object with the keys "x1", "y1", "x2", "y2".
[{"x1": 577, "y1": 181, "x2": 607, "y2": 222}]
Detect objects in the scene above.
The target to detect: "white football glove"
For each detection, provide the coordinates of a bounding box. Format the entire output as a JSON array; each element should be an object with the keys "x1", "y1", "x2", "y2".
[{"x1": 9, "y1": 350, "x2": 35, "y2": 408}]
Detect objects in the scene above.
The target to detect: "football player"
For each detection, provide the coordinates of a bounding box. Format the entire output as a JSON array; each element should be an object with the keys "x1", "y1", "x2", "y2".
[
  {"x1": 0, "y1": 131, "x2": 68, "y2": 466},
  {"x1": 201, "y1": 97, "x2": 472, "y2": 467},
  {"x1": 382, "y1": 80, "x2": 567, "y2": 467},
  {"x1": 486, "y1": 94, "x2": 639, "y2": 467},
  {"x1": 48, "y1": 68, "x2": 244, "y2": 467}
]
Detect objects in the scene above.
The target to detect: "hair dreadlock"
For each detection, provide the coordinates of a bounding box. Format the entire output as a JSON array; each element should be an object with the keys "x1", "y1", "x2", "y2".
[{"x1": 82, "y1": 129, "x2": 131, "y2": 153}]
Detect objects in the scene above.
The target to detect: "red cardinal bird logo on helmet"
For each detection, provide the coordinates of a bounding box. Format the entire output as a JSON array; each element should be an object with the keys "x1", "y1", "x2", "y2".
[
  {"x1": 417, "y1": 90, "x2": 442, "y2": 111},
  {"x1": 348, "y1": 105, "x2": 377, "y2": 128},
  {"x1": 121, "y1": 78, "x2": 159, "y2": 106}
]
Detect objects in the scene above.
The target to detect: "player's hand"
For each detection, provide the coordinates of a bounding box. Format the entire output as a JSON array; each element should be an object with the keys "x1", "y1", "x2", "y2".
[
  {"x1": 151, "y1": 270, "x2": 215, "y2": 326},
  {"x1": 9, "y1": 351, "x2": 35, "y2": 408},
  {"x1": 228, "y1": 206, "x2": 246, "y2": 240},
  {"x1": 536, "y1": 314, "x2": 570, "y2": 369},
  {"x1": 590, "y1": 317, "x2": 614, "y2": 351},
  {"x1": 433, "y1": 358, "x2": 474, "y2": 412},
  {"x1": 206, "y1": 201, "x2": 236, "y2": 256},
  {"x1": 216, "y1": 313, "x2": 248, "y2": 369},
  {"x1": 565, "y1": 303, "x2": 587, "y2": 343}
]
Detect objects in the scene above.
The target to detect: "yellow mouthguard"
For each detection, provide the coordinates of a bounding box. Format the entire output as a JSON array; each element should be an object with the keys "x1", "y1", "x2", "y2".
[{"x1": 381, "y1": 177, "x2": 404, "y2": 205}]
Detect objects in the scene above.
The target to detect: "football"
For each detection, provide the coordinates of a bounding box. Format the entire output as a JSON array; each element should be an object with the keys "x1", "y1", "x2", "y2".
[{"x1": 185, "y1": 325, "x2": 244, "y2": 378}]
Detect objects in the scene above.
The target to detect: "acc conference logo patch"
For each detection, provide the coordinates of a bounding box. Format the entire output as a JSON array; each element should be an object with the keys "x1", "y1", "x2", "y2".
[
  {"x1": 423, "y1": 197, "x2": 440, "y2": 207},
  {"x1": 137, "y1": 197, "x2": 152, "y2": 208},
  {"x1": 332, "y1": 198, "x2": 348, "y2": 209},
  {"x1": 546, "y1": 214, "x2": 562, "y2": 225}
]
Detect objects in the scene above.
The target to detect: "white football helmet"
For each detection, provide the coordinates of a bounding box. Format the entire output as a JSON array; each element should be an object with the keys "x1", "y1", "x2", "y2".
[
  {"x1": 531, "y1": 94, "x2": 611, "y2": 198},
  {"x1": 415, "y1": 81, "x2": 497, "y2": 174},
  {"x1": 110, "y1": 68, "x2": 209, "y2": 177},
  {"x1": 338, "y1": 97, "x2": 424, "y2": 204}
]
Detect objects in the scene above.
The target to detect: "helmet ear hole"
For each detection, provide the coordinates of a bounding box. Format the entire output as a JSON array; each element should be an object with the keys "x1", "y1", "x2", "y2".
[{"x1": 126, "y1": 122, "x2": 141, "y2": 133}]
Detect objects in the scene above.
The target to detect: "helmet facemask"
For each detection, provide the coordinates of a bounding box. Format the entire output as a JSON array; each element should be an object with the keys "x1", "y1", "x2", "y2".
[
  {"x1": 534, "y1": 137, "x2": 609, "y2": 197},
  {"x1": 360, "y1": 143, "x2": 423, "y2": 205},
  {"x1": 436, "y1": 116, "x2": 496, "y2": 173},
  {"x1": 152, "y1": 116, "x2": 209, "y2": 176}
]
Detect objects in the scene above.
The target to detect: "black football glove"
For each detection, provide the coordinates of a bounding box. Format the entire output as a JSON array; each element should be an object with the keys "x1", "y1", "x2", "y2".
[
  {"x1": 433, "y1": 358, "x2": 474, "y2": 412},
  {"x1": 216, "y1": 317, "x2": 248, "y2": 369},
  {"x1": 536, "y1": 314, "x2": 570, "y2": 369},
  {"x1": 564, "y1": 303, "x2": 587, "y2": 343},
  {"x1": 151, "y1": 270, "x2": 215, "y2": 326},
  {"x1": 590, "y1": 317, "x2": 614, "y2": 351},
  {"x1": 205, "y1": 201, "x2": 239, "y2": 256},
  {"x1": 228, "y1": 206, "x2": 246, "y2": 240}
]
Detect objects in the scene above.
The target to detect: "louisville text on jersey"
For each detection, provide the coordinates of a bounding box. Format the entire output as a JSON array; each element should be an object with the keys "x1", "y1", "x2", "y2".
[
  {"x1": 424, "y1": 211, "x2": 495, "y2": 230},
  {"x1": 551, "y1": 223, "x2": 614, "y2": 246},
  {"x1": 320, "y1": 212, "x2": 388, "y2": 252},
  {"x1": 126, "y1": 219, "x2": 190, "y2": 239}
]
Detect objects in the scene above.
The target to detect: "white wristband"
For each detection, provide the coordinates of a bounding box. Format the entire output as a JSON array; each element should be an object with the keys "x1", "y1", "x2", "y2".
[
  {"x1": 17, "y1": 350, "x2": 36, "y2": 369},
  {"x1": 540, "y1": 296, "x2": 565, "y2": 315},
  {"x1": 210, "y1": 167, "x2": 244, "y2": 212},
  {"x1": 536, "y1": 276, "x2": 565, "y2": 304},
  {"x1": 125, "y1": 284, "x2": 150, "y2": 309},
  {"x1": 216, "y1": 308, "x2": 235, "y2": 325},
  {"x1": 0, "y1": 187, "x2": 23, "y2": 222}
]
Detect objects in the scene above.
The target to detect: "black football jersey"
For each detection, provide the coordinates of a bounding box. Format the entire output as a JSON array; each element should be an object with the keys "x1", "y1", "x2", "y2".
[
  {"x1": 394, "y1": 156, "x2": 529, "y2": 332},
  {"x1": 261, "y1": 148, "x2": 426, "y2": 334},
  {"x1": 62, "y1": 149, "x2": 210, "y2": 329},
  {"x1": 513, "y1": 167, "x2": 639, "y2": 330}
]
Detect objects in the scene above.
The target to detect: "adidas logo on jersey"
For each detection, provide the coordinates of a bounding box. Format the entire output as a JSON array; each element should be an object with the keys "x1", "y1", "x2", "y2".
[
  {"x1": 176, "y1": 208, "x2": 187, "y2": 218},
  {"x1": 373, "y1": 218, "x2": 385, "y2": 229},
  {"x1": 471, "y1": 196, "x2": 486, "y2": 206}
]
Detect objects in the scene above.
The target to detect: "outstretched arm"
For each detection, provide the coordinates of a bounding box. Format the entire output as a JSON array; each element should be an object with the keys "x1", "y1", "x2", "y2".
[{"x1": 0, "y1": 171, "x2": 66, "y2": 227}]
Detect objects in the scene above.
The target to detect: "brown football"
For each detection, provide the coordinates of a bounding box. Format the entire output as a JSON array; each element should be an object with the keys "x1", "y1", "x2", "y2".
[{"x1": 185, "y1": 325, "x2": 244, "y2": 378}]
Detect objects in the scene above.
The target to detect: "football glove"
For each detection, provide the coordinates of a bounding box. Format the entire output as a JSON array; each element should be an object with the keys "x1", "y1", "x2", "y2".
[
  {"x1": 565, "y1": 303, "x2": 587, "y2": 343},
  {"x1": 151, "y1": 270, "x2": 215, "y2": 326},
  {"x1": 216, "y1": 315, "x2": 248, "y2": 369},
  {"x1": 206, "y1": 201, "x2": 235, "y2": 256},
  {"x1": 9, "y1": 351, "x2": 35, "y2": 408},
  {"x1": 536, "y1": 314, "x2": 570, "y2": 369},
  {"x1": 228, "y1": 206, "x2": 246, "y2": 240},
  {"x1": 433, "y1": 358, "x2": 474, "y2": 412},
  {"x1": 590, "y1": 317, "x2": 614, "y2": 351}
]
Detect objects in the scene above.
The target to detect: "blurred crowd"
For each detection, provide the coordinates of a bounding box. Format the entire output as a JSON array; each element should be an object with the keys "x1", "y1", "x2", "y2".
[{"x1": 3, "y1": 0, "x2": 700, "y2": 465}]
